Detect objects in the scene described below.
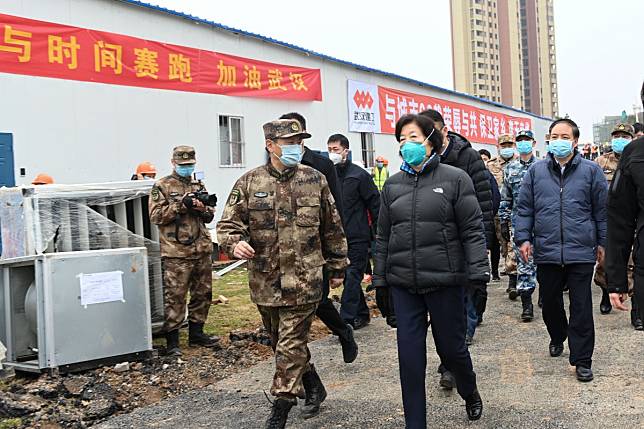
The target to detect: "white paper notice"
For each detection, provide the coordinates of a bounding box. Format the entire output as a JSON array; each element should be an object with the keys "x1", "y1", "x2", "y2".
[{"x1": 79, "y1": 271, "x2": 124, "y2": 307}]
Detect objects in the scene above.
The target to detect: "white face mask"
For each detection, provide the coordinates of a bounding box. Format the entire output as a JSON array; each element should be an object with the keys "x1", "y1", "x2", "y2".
[{"x1": 329, "y1": 152, "x2": 343, "y2": 165}]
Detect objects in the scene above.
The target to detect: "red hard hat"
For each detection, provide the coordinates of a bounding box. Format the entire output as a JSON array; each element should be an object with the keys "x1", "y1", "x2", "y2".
[{"x1": 32, "y1": 173, "x2": 54, "y2": 185}]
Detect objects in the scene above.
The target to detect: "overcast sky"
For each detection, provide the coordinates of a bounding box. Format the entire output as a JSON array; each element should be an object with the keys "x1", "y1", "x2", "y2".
[{"x1": 151, "y1": 0, "x2": 643, "y2": 142}]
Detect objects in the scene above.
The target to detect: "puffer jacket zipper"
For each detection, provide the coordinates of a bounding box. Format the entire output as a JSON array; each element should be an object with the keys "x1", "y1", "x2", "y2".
[{"x1": 411, "y1": 174, "x2": 419, "y2": 288}]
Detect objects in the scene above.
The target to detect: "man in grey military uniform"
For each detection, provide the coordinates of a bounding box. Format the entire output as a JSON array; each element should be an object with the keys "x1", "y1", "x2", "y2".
[
  {"x1": 217, "y1": 119, "x2": 348, "y2": 429},
  {"x1": 499, "y1": 130, "x2": 538, "y2": 322}
]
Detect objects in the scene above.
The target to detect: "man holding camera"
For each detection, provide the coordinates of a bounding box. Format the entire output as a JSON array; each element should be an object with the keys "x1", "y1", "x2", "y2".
[{"x1": 149, "y1": 145, "x2": 219, "y2": 356}]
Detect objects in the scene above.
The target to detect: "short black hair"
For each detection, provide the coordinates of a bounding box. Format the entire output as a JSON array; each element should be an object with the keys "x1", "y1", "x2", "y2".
[
  {"x1": 328, "y1": 133, "x2": 350, "y2": 149},
  {"x1": 279, "y1": 112, "x2": 307, "y2": 130},
  {"x1": 395, "y1": 114, "x2": 443, "y2": 152},
  {"x1": 419, "y1": 109, "x2": 445, "y2": 128},
  {"x1": 549, "y1": 118, "x2": 580, "y2": 139},
  {"x1": 478, "y1": 149, "x2": 491, "y2": 159},
  {"x1": 634, "y1": 123, "x2": 644, "y2": 134}
]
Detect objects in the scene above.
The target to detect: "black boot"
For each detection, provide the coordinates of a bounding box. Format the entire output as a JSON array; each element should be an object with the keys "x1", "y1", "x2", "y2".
[
  {"x1": 165, "y1": 329, "x2": 181, "y2": 356},
  {"x1": 508, "y1": 275, "x2": 518, "y2": 300},
  {"x1": 600, "y1": 289, "x2": 612, "y2": 314},
  {"x1": 520, "y1": 293, "x2": 534, "y2": 322},
  {"x1": 264, "y1": 397, "x2": 295, "y2": 429},
  {"x1": 339, "y1": 324, "x2": 358, "y2": 363},
  {"x1": 465, "y1": 389, "x2": 483, "y2": 421},
  {"x1": 301, "y1": 364, "x2": 327, "y2": 419},
  {"x1": 631, "y1": 310, "x2": 644, "y2": 331},
  {"x1": 188, "y1": 322, "x2": 220, "y2": 348}
]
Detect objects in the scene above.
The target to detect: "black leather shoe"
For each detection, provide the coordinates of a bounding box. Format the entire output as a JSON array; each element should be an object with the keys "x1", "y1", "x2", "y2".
[
  {"x1": 465, "y1": 335, "x2": 473, "y2": 346},
  {"x1": 491, "y1": 275, "x2": 501, "y2": 282},
  {"x1": 339, "y1": 324, "x2": 358, "y2": 363},
  {"x1": 351, "y1": 317, "x2": 370, "y2": 330},
  {"x1": 600, "y1": 290, "x2": 612, "y2": 314},
  {"x1": 439, "y1": 370, "x2": 455, "y2": 390},
  {"x1": 549, "y1": 343, "x2": 564, "y2": 357},
  {"x1": 631, "y1": 310, "x2": 644, "y2": 331},
  {"x1": 465, "y1": 390, "x2": 483, "y2": 421},
  {"x1": 576, "y1": 366, "x2": 593, "y2": 382}
]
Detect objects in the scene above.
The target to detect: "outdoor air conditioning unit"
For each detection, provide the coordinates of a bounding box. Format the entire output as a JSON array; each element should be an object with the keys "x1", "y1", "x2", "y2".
[
  {"x1": 0, "y1": 248, "x2": 152, "y2": 373},
  {"x1": 0, "y1": 181, "x2": 164, "y2": 332}
]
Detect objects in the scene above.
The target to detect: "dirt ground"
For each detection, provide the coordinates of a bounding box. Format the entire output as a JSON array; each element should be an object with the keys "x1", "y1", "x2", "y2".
[{"x1": 0, "y1": 265, "x2": 346, "y2": 429}]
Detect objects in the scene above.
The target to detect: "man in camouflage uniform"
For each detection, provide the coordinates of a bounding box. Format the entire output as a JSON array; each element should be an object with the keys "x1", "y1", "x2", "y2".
[
  {"x1": 149, "y1": 146, "x2": 219, "y2": 356},
  {"x1": 487, "y1": 134, "x2": 518, "y2": 297},
  {"x1": 594, "y1": 123, "x2": 642, "y2": 329},
  {"x1": 217, "y1": 119, "x2": 348, "y2": 429},
  {"x1": 499, "y1": 130, "x2": 538, "y2": 321}
]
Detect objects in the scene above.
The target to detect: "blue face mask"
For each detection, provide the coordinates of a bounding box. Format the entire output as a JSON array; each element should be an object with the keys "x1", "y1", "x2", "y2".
[
  {"x1": 549, "y1": 139, "x2": 574, "y2": 158},
  {"x1": 611, "y1": 137, "x2": 631, "y2": 154},
  {"x1": 516, "y1": 140, "x2": 533, "y2": 155},
  {"x1": 499, "y1": 147, "x2": 516, "y2": 159},
  {"x1": 175, "y1": 164, "x2": 195, "y2": 178},
  {"x1": 400, "y1": 130, "x2": 433, "y2": 166},
  {"x1": 278, "y1": 144, "x2": 303, "y2": 167},
  {"x1": 376, "y1": 162, "x2": 384, "y2": 168}
]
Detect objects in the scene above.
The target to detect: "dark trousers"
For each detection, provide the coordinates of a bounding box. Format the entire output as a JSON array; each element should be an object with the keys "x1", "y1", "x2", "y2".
[
  {"x1": 490, "y1": 232, "x2": 501, "y2": 277},
  {"x1": 634, "y1": 271, "x2": 644, "y2": 319},
  {"x1": 340, "y1": 241, "x2": 370, "y2": 323},
  {"x1": 316, "y1": 268, "x2": 349, "y2": 337},
  {"x1": 392, "y1": 286, "x2": 477, "y2": 429},
  {"x1": 537, "y1": 263, "x2": 595, "y2": 368}
]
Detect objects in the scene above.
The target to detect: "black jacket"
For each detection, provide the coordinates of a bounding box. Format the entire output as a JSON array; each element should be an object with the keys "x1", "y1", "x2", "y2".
[
  {"x1": 606, "y1": 136, "x2": 644, "y2": 293},
  {"x1": 301, "y1": 147, "x2": 344, "y2": 221},
  {"x1": 373, "y1": 155, "x2": 489, "y2": 292},
  {"x1": 440, "y1": 131, "x2": 495, "y2": 248},
  {"x1": 336, "y1": 160, "x2": 380, "y2": 243}
]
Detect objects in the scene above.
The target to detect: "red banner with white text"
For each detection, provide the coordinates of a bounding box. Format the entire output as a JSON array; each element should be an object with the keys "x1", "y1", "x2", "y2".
[
  {"x1": 377, "y1": 86, "x2": 531, "y2": 145},
  {"x1": 0, "y1": 13, "x2": 322, "y2": 101}
]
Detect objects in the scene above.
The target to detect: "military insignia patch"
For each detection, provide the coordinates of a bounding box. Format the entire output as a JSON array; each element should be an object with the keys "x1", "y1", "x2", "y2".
[
  {"x1": 182, "y1": 153, "x2": 189, "y2": 159},
  {"x1": 151, "y1": 188, "x2": 160, "y2": 201},
  {"x1": 254, "y1": 192, "x2": 268, "y2": 198},
  {"x1": 228, "y1": 189, "x2": 241, "y2": 205},
  {"x1": 292, "y1": 123, "x2": 299, "y2": 131}
]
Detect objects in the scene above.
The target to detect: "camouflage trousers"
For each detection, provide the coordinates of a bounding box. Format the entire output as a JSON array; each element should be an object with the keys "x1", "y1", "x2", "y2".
[
  {"x1": 495, "y1": 216, "x2": 517, "y2": 275},
  {"x1": 594, "y1": 251, "x2": 634, "y2": 294},
  {"x1": 258, "y1": 302, "x2": 317, "y2": 399},
  {"x1": 512, "y1": 240, "x2": 537, "y2": 293},
  {"x1": 162, "y1": 255, "x2": 213, "y2": 332}
]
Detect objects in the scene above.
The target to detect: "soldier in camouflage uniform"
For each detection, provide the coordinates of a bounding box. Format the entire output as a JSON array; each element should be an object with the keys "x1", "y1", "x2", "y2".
[
  {"x1": 487, "y1": 134, "x2": 518, "y2": 296},
  {"x1": 217, "y1": 119, "x2": 348, "y2": 429},
  {"x1": 594, "y1": 123, "x2": 642, "y2": 329},
  {"x1": 499, "y1": 130, "x2": 538, "y2": 321},
  {"x1": 149, "y1": 146, "x2": 219, "y2": 356}
]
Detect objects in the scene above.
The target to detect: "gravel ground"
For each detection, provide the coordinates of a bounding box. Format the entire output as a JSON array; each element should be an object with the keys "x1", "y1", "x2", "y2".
[{"x1": 98, "y1": 280, "x2": 644, "y2": 429}]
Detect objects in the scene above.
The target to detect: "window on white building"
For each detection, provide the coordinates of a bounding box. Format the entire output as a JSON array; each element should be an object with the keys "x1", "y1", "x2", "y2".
[
  {"x1": 361, "y1": 132, "x2": 375, "y2": 168},
  {"x1": 219, "y1": 115, "x2": 245, "y2": 167}
]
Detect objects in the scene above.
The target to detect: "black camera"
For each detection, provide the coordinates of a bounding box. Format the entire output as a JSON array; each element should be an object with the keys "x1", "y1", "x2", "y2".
[{"x1": 184, "y1": 190, "x2": 217, "y2": 208}]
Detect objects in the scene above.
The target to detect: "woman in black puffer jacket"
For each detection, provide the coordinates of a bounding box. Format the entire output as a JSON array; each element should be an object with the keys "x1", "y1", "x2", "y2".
[{"x1": 372, "y1": 114, "x2": 489, "y2": 427}]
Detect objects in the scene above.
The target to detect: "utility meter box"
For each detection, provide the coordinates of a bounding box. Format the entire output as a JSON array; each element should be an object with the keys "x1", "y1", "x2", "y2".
[{"x1": 0, "y1": 247, "x2": 152, "y2": 373}]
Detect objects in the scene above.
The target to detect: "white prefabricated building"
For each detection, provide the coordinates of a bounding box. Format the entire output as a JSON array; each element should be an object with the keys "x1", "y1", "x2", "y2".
[{"x1": 0, "y1": 0, "x2": 553, "y2": 222}]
